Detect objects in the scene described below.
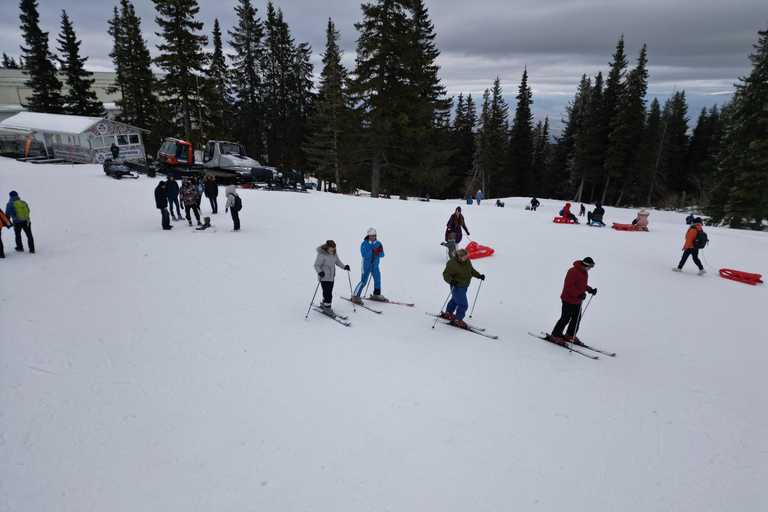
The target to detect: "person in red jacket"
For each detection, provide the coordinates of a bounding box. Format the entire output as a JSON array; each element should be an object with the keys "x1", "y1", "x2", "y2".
[
  {"x1": 560, "y1": 202, "x2": 579, "y2": 223},
  {"x1": 549, "y1": 257, "x2": 597, "y2": 345},
  {"x1": 673, "y1": 218, "x2": 706, "y2": 275}
]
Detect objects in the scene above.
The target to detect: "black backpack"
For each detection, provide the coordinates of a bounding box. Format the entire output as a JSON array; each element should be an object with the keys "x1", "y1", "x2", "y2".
[
  {"x1": 232, "y1": 194, "x2": 242, "y2": 212},
  {"x1": 693, "y1": 229, "x2": 708, "y2": 249}
]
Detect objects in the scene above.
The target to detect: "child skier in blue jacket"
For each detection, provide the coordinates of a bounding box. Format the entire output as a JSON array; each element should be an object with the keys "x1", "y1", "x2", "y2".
[{"x1": 352, "y1": 228, "x2": 385, "y2": 303}]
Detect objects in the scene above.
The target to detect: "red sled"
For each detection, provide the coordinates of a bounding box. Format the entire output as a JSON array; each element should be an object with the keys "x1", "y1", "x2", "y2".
[
  {"x1": 612, "y1": 223, "x2": 637, "y2": 231},
  {"x1": 719, "y1": 268, "x2": 763, "y2": 286},
  {"x1": 553, "y1": 217, "x2": 576, "y2": 224},
  {"x1": 466, "y1": 241, "x2": 495, "y2": 259}
]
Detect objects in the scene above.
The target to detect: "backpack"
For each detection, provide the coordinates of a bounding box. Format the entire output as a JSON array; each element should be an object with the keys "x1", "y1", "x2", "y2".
[
  {"x1": 12, "y1": 200, "x2": 29, "y2": 221},
  {"x1": 233, "y1": 194, "x2": 242, "y2": 212},
  {"x1": 693, "y1": 229, "x2": 708, "y2": 249}
]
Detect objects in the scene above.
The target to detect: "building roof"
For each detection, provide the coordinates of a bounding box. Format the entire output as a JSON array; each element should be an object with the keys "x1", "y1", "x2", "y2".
[{"x1": 0, "y1": 112, "x2": 146, "y2": 135}]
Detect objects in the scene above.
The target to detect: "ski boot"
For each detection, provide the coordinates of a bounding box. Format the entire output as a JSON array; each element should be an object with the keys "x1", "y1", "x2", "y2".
[
  {"x1": 320, "y1": 304, "x2": 336, "y2": 318},
  {"x1": 370, "y1": 289, "x2": 388, "y2": 302},
  {"x1": 351, "y1": 295, "x2": 364, "y2": 305}
]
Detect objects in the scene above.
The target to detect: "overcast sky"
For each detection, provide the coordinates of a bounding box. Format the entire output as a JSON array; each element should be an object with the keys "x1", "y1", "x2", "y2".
[{"x1": 2, "y1": 0, "x2": 767, "y2": 128}]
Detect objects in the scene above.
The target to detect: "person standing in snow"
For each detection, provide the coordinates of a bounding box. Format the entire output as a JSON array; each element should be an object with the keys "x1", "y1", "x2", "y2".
[
  {"x1": 154, "y1": 181, "x2": 172, "y2": 230},
  {"x1": 0, "y1": 209, "x2": 12, "y2": 258},
  {"x1": 224, "y1": 184, "x2": 241, "y2": 232},
  {"x1": 548, "y1": 257, "x2": 597, "y2": 345},
  {"x1": 530, "y1": 197, "x2": 540, "y2": 211},
  {"x1": 579, "y1": 204, "x2": 586, "y2": 217},
  {"x1": 352, "y1": 228, "x2": 385, "y2": 303},
  {"x1": 443, "y1": 206, "x2": 470, "y2": 257},
  {"x1": 6, "y1": 191, "x2": 35, "y2": 253},
  {"x1": 203, "y1": 173, "x2": 219, "y2": 214},
  {"x1": 475, "y1": 189, "x2": 483, "y2": 205},
  {"x1": 110, "y1": 142, "x2": 120, "y2": 160},
  {"x1": 673, "y1": 218, "x2": 706, "y2": 275},
  {"x1": 441, "y1": 248, "x2": 484, "y2": 329},
  {"x1": 165, "y1": 174, "x2": 182, "y2": 221},
  {"x1": 180, "y1": 179, "x2": 202, "y2": 226},
  {"x1": 314, "y1": 240, "x2": 351, "y2": 318}
]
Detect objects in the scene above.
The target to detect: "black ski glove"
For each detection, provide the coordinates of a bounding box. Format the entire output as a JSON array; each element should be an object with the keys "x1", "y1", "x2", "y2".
[
  {"x1": 344, "y1": 265, "x2": 350, "y2": 271},
  {"x1": 318, "y1": 271, "x2": 325, "y2": 278},
  {"x1": 578, "y1": 293, "x2": 587, "y2": 300},
  {"x1": 479, "y1": 274, "x2": 485, "y2": 281},
  {"x1": 588, "y1": 288, "x2": 597, "y2": 295},
  {"x1": 450, "y1": 280, "x2": 458, "y2": 286}
]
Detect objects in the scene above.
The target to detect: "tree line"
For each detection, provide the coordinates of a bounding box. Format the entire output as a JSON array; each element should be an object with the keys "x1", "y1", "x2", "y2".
[{"x1": 7, "y1": 0, "x2": 768, "y2": 229}]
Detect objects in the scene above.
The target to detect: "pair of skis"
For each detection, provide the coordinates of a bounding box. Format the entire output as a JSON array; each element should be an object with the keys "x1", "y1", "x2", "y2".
[
  {"x1": 527, "y1": 332, "x2": 616, "y2": 359},
  {"x1": 427, "y1": 313, "x2": 499, "y2": 339},
  {"x1": 340, "y1": 296, "x2": 414, "y2": 314}
]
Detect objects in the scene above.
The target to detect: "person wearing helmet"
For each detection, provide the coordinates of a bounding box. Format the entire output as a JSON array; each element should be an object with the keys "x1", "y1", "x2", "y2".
[{"x1": 352, "y1": 228, "x2": 386, "y2": 303}]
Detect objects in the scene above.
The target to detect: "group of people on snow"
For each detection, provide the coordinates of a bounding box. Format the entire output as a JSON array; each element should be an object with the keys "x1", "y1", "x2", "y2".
[{"x1": 154, "y1": 173, "x2": 241, "y2": 232}]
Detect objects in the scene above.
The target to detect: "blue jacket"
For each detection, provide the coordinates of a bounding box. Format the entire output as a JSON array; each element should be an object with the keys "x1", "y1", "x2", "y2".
[
  {"x1": 165, "y1": 178, "x2": 180, "y2": 198},
  {"x1": 360, "y1": 236, "x2": 384, "y2": 270},
  {"x1": 6, "y1": 193, "x2": 30, "y2": 224}
]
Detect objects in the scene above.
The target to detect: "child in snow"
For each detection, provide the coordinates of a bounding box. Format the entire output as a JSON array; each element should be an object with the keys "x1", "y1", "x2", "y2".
[
  {"x1": 352, "y1": 228, "x2": 385, "y2": 303},
  {"x1": 579, "y1": 204, "x2": 586, "y2": 216},
  {"x1": 560, "y1": 203, "x2": 579, "y2": 223},
  {"x1": 314, "y1": 240, "x2": 350, "y2": 318},
  {"x1": 673, "y1": 218, "x2": 706, "y2": 275},
  {"x1": 224, "y1": 185, "x2": 241, "y2": 232},
  {"x1": 587, "y1": 201, "x2": 606, "y2": 226},
  {"x1": 443, "y1": 206, "x2": 470, "y2": 257},
  {"x1": 180, "y1": 179, "x2": 202, "y2": 226},
  {"x1": 633, "y1": 208, "x2": 650, "y2": 231},
  {"x1": 549, "y1": 257, "x2": 597, "y2": 345},
  {"x1": 475, "y1": 189, "x2": 483, "y2": 205},
  {"x1": 441, "y1": 248, "x2": 485, "y2": 329}
]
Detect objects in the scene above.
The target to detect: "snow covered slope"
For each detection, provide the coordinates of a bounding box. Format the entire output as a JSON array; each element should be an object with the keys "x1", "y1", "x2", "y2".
[{"x1": 1, "y1": 160, "x2": 766, "y2": 511}]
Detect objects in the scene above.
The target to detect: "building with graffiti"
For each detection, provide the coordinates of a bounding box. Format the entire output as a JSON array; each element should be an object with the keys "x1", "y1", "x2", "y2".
[{"x1": 0, "y1": 112, "x2": 148, "y2": 164}]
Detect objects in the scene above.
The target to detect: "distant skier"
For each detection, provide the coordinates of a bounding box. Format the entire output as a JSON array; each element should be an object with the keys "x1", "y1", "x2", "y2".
[
  {"x1": 352, "y1": 228, "x2": 385, "y2": 303},
  {"x1": 548, "y1": 257, "x2": 597, "y2": 345},
  {"x1": 673, "y1": 218, "x2": 706, "y2": 275},
  {"x1": 314, "y1": 239, "x2": 350, "y2": 318},
  {"x1": 441, "y1": 248, "x2": 485, "y2": 329}
]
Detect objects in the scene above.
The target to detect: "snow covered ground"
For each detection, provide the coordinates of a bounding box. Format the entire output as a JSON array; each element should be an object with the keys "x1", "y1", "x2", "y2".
[{"x1": 1, "y1": 160, "x2": 766, "y2": 512}]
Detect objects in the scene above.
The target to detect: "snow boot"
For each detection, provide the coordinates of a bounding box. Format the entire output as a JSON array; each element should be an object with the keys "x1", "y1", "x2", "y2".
[
  {"x1": 697, "y1": 269, "x2": 707, "y2": 276},
  {"x1": 188, "y1": 219, "x2": 193, "y2": 226},
  {"x1": 672, "y1": 267, "x2": 682, "y2": 272},
  {"x1": 171, "y1": 215, "x2": 178, "y2": 221}
]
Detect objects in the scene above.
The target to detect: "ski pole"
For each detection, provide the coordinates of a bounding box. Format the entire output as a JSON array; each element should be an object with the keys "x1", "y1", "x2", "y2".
[
  {"x1": 469, "y1": 279, "x2": 483, "y2": 318},
  {"x1": 346, "y1": 269, "x2": 356, "y2": 312},
  {"x1": 574, "y1": 294, "x2": 593, "y2": 336},
  {"x1": 432, "y1": 287, "x2": 454, "y2": 328},
  {"x1": 305, "y1": 281, "x2": 320, "y2": 319}
]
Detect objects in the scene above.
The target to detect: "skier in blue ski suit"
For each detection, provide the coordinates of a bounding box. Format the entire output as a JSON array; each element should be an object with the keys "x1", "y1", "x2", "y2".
[{"x1": 352, "y1": 228, "x2": 385, "y2": 302}]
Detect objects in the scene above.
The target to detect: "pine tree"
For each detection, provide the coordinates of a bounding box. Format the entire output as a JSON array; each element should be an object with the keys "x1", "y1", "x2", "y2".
[
  {"x1": 507, "y1": 67, "x2": 535, "y2": 196},
  {"x1": 56, "y1": 11, "x2": 104, "y2": 117},
  {"x1": 530, "y1": 117, "x2": 551, "y2": 196},
  {"x1": 227, "y1": 0, "x2": 265, "y2": 160},
  {"x1": 571, "y1": 72, "x2": 606, "y2": 203},
  {"x1": 473, "y1": 78, "x2": 509, "y2": 198},
  {"x1": 152, "y1": 0, "x2": 208, "y2": 139},
  {"x1": 19, "y1": 0, "x2": 63, "y2": 113},
  {"x1": 685, "y1": 106, "x2": 722, "y2": 200},
  {"x1": 660, "y1": 91, "x2": 690, "y2": 202},
  {"x1": 2, "y1": 53, "x2": 21, "y2": 69},
  {"x1": 261, "y1": 2, "x2": 314, "y2": 170},
  {"x1": 447, "y1": 93, "x2": 477, "y2": 197},
  {"x1": 705, "y1": 23, "x2": 768, "y2": 228},
  {"x1": 108, "y1": 0, "x2": 157, "y2": 129},
  {"x1": 597, "y1": 36, "x2": 629, "y2": 203},
  {"x1": 603, "y1": 44, "x2": 648, "y2": 205},
  {"x1": 352, "y1": 0, "x2": 451, "y2": 198},
  {"x1": 641, "y1": 98, "x2": 666, "y2": 205},
  {"x1": 549, "y1": 75, "x2": 591, "y2": 199},
  {"x1": 303, "y1": 18, "x2": 353, "y2": 191},
  {"x1": 199, "y1": 18, "x2": 231, "y2": 139}
]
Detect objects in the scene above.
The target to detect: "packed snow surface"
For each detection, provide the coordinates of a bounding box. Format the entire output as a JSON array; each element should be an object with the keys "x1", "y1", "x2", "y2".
[{"x1": 1, "y1": 160, "x2": 766, "y2": 511}]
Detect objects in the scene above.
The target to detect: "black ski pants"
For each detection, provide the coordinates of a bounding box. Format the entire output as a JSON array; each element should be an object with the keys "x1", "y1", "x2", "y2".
[
  {"x1": 552, "y1": 301, "x2": 581, "y2": 338},
  {"x1": 13, "y1": 221, "x2": 34, "y2": 252}
]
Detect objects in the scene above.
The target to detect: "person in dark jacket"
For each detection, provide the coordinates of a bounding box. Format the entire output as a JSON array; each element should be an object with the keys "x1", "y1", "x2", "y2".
[
  {"x1": 154, "y1": 181, "x2": 172, "y2": 230},
  {"x1": 441, "y1": 248, "x2": 484, "y2": 329},
  {"x1": 6, "y1": 190, "x2": 35, "y2": 253},
  {"x1": 165, "y1": 174, "x2": 182, "y2": 221},
  {"x1": 0, "y1": 209, "x2": 12, "y2": 258},
  {"x1": 203, "y1": 173, "x2": 219, "y2": 214},
  {"x1": 530, "y1": 197, "x2": 540, "y2": 211},
  {"x1": 587, "y1": 201, "x2": 606, "y2": 226},
  {"x1": 549, "y1": 257, "x2": 597, "y2": 345},
  {"x1": 110, "y1": 142, "x2": 120, "y2": 160},
  {"x1": 314, "y1": 240, "x2": 351, "y2": 318}
]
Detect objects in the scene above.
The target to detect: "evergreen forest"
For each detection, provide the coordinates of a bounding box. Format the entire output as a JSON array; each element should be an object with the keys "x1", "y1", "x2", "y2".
[{"x1": 5, "y1": 0, "x2": 768, "y2": 229}]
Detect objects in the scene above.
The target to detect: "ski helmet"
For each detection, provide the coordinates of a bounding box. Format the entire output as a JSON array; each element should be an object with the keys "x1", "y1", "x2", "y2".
[{"x1": 367, "y1": 228, "x2": 377, "y2": 236}]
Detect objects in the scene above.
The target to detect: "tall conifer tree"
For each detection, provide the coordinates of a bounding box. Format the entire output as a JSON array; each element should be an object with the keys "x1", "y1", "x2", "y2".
[
  {"x1": 507, "y1": 67, "x2": 535, "y2": 196},
  {"x1": 19, "y1": 0, "x2": 63, "y2": 113},
  {"x1": 57, "y1": 11, "x2": 104, "y2": 117}
]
